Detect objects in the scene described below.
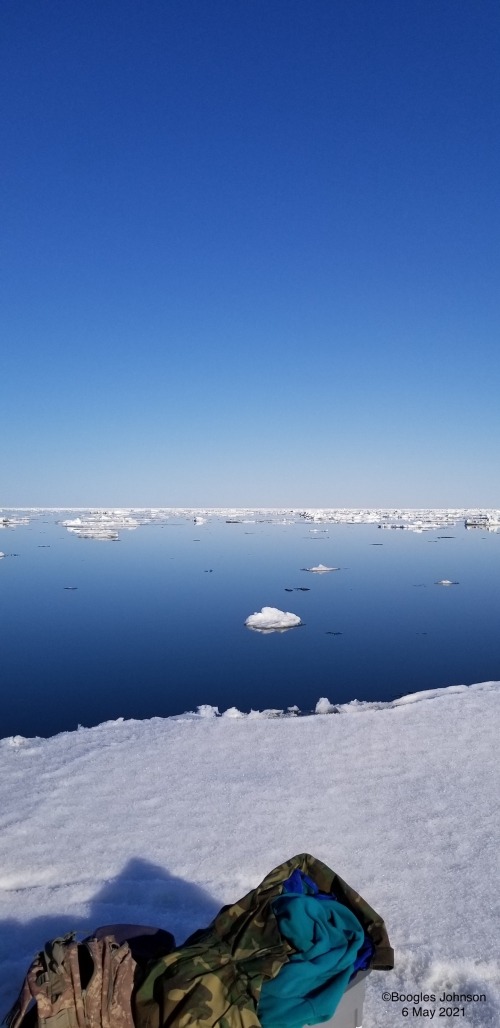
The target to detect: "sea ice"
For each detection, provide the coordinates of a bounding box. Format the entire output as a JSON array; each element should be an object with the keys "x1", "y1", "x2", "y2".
[
  {"x1": 301, "y1": 564, "x2": 339, "y2": 573},
  {"x1": 315, "y1": 697, "x2": 339, "y2": 714},
  {"x1": 1, "y1": 680, "x2": 499, "y2": 1025},
  {"x1": 244, "y1": 606, "x2": 302, "y2": 631},
  {"x1": 3, "y1": 506, "x2": 500, "y2": 537}
]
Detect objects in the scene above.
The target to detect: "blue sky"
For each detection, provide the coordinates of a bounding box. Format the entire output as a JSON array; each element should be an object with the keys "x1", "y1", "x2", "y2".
[{"x1": 2, "y1": 0, "x2": 499, "y2": 507}]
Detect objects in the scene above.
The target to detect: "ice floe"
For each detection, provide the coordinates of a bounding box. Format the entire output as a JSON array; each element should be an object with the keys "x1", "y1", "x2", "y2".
[
  {"x1": 2, "y1": 506, "x2": 500, "y2": 536},
  {"x1": 435, "y1": 580, "x2": 459, "y2": 586},
  {"x1": 244, "y1": 606, "x2": 302, "y2": 631},
  {"x1": 0, "y1": 515, "x2": 30, "y2": 527},
  {"x1": 1, "y1": 680, "x2": 499, "y2": 1023},
  {"x1": 315, "y1": 697, "x2": 340, "y2": 714},
  {"x1": 61, "y1": 512, "x2": 140, "y2": 540},
  {"x1": 301, "y1": 564, "x2": 340, "y2": 573}
]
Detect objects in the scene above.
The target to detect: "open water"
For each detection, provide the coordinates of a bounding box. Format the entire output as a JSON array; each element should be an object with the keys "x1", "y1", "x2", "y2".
[{"x1": 1, "y1": 511, "x2": 499, "y2": 739}]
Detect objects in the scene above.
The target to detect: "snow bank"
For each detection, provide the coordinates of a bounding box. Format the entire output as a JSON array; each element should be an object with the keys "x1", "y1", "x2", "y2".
[
  {"x1": 1, "y1": 681, "x2": 499, "y2": 1025},
  {"x1": 244, "y1": 606, "x2": 302, "y2": 631}
]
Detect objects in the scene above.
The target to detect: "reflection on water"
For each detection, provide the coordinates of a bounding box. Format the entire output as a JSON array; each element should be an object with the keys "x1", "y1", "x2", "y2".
[{"x1": 0, "y1": 507, "x2": 499, "y2": 740}]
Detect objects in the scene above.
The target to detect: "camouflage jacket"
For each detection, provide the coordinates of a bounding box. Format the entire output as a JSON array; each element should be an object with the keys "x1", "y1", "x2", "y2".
[{"x1": 134, "y1": 853, "x2": 393, "y2": 1028}]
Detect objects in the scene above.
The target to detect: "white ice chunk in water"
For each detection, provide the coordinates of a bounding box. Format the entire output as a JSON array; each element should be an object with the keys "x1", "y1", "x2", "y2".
[
  {"x1": 245, "y1": 606, "x2": 301, "y2": 631},
  {"x1": 196, "y1": 704, "x2": 220, "y2": 718},
  {"x1": 435, "y1": 580, "x2": 459, "y2": 586},
  {"x1": 302, "y1": 564, "x2": 339, "y2": 573},
  {"x1": 315, "y1": 697, "x2": 339, "y2": 714}
]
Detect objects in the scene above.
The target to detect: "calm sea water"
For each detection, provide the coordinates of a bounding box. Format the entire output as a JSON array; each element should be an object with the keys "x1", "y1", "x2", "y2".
[{"x1": 1, "y1": 513, "x2": 499, "y2": 739}]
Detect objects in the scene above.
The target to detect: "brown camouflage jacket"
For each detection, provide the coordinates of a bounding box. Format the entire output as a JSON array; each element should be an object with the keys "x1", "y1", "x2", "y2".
[{"x1": 134, "y1": 853, "x2": 393, "y2": 1028}]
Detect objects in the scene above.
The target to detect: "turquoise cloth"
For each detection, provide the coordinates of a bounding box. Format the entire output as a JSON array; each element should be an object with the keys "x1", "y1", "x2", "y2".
[{"x1": 257, "y1": 893, "x2": 365, "y2": 1028}]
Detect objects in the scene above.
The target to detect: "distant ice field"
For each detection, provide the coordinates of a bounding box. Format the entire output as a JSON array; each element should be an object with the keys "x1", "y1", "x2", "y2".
[{"x1": 1, "y1": 508, "x2": 500, "y2": 739}]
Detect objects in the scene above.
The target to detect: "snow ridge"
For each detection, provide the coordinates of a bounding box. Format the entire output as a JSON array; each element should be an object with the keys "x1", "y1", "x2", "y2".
[{"x1": 1, "y1": 681, "x2": 499, "y2": 1025}]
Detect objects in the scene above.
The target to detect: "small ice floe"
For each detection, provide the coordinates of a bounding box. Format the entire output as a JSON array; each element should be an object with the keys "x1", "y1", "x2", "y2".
[
  {"x1": 0, "y1": 516, "x2": 30, "y2": 527},
  {"x1": 69, "y1": 528, "x2": 120, "y2": 540},
  {"x1": 62, "y1": 513, "x2": 137, "y2": 540},
  {"x1": 0, "y1": 552, "x2": 4, "y2": 558},
  {"x1": 245, "y1": 606, "x2": 302, "y2": 632},
  {"x1": 64, "y1": 586, "x2": 78, "y2": 590},
  {"x1": 301, "y1": 564, "x2": 339, "y2": 573},
  {"x1": 193, "y1": 516, "x2": 206, "y2": 524},
  {"x1": 171, "y1": 704, "x2": 221, "y2": 720},
  {"x1": 315, "y1": 697, "x2": 340, "y2": 714},
  {"x1": 221, "y1": 706, "x2": 245, "y2": 718},
  {"x1": 435, "y1": 580, "x2": 459, "y2": 586}
]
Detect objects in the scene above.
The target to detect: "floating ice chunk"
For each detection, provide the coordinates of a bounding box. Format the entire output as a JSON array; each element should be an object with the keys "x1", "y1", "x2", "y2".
[
  {"x1": 193, "y1": 517, "x2": 206, "y2": 524},
  {"x1": 435, "y1": 580, "x2": 459, "y2": 586},
  {"x1": 301, "y1": 564, "x2": 339, "y2": 573},
  {"x1": 171, "y1": 704, "x2": 221, "y2": 720},
  {"x1": 221, "y1": 706, "x2": 245, "y2": 718},
  {"x1": 247, "y1": 708, "x2": 285, "y2": 718},
  {"x1": 67, "y1": 528, "x2": 120, "y2": 540},
  {"x1": 196, "y1": 704, "x2": 220, "y2": 718},
  {"x1": 0, "y1": 552, "x2": 4, "y2": 558},
  {"x1": 245, "y1": 606, "x2": 301, "y2": 631},
  {"x1": 62, "y1": 513, "x2": 137, "y2": 540},
  {"x1": 315, "y1": 697, "x2": 340, "y2": 714}
]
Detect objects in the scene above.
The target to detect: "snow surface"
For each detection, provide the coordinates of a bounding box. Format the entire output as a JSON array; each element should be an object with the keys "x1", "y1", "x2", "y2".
[
  {"x1": 245, "y1": 606, "x2": 302, "y2": 631},
  {"x1": 1, "y1": 681, "x2": 499, "y2": 1025}
]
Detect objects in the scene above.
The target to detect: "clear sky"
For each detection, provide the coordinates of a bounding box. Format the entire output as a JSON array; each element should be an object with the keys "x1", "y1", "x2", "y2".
[{"x1": 2, "y1": 0, "x2": 499, "y2": 508}]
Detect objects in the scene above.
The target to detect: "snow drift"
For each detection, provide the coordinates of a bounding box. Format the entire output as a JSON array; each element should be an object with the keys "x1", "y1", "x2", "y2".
[{"x1": 1, "y1": 681, "x2": 499, "y2": 1025}]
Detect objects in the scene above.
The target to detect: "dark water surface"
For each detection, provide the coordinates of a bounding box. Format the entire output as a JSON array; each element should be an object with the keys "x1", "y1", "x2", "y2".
[{"x1": 1, "y1": 514, "x2": 499, "y2": 738}]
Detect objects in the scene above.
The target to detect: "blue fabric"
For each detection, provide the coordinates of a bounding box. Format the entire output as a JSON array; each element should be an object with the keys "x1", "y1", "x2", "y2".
[
  {"x1": 281, "y1": 869, "x2": 374, "y2": 976},
  {"x1": 351, "y1": 934, "x2": 375, "y2": 973},
  {"x1": 281, "y1": 870, "x2": 333, "y2": 900},
  {"x1": 257, "y1": 893, "x2": 365, "y2": 1028}
]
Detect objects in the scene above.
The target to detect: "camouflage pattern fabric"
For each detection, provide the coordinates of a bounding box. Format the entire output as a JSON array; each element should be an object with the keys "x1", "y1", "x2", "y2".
[
  {"x1": 5, "y1": 932, "x2": 137, "y2": 1028},
  {"x1": 134, "y1": 853, "x2": 394, "y2": 1028}
]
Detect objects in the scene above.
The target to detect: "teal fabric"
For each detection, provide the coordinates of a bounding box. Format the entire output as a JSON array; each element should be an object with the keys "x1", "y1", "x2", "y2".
[{"x1": 257, "y1": 893, "x2": 365, "y2": 1028}]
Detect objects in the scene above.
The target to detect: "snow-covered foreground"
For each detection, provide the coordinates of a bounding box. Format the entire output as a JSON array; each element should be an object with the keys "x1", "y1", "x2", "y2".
[{"x1": 1, "y1": 683, "x2": 499, "y2": 1026}]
